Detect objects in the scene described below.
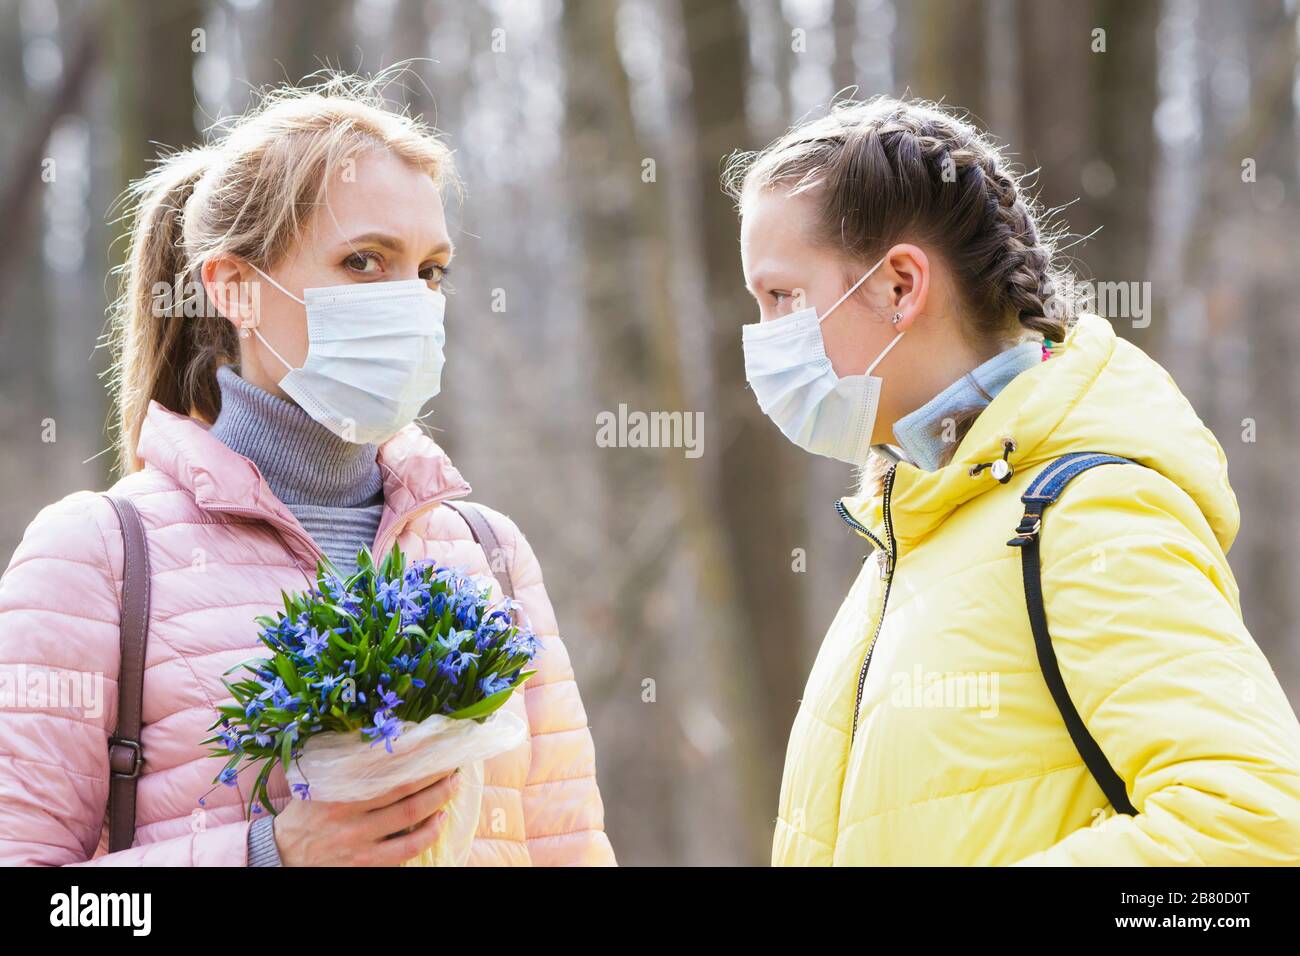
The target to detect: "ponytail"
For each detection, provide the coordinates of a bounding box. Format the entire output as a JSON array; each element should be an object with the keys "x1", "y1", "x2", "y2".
[{"x1": 109, "y1": 147, "x2": 236, "y2": 473}]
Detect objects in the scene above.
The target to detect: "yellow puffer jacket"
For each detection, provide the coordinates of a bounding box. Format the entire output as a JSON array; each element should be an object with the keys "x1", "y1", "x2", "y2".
[{"x1": 773, "y1": 313, "x2": 1300, "y2": 865}]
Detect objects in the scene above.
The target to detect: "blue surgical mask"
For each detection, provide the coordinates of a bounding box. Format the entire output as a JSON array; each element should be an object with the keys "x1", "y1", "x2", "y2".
[
  {"x1": 742, "y1": 256, "x2": 905, "y2": 465},
  {"x1": 892, "y1": 340, "x2": 1044, "y2": 470},
  {"x1": 247, "y1": 265, "x2": 447, "y2": 445}
]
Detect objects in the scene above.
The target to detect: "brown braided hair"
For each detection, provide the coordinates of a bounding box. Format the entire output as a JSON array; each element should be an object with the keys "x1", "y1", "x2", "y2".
[{"x1": 723, "y1": 97, "x2": 1080, "y2": 478}]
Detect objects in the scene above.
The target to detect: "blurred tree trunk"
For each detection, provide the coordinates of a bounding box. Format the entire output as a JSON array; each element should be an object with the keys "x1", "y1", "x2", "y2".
[
  {"x1": 257, "y1": 0, "x2": 353, "y2": 85},
  {"x1": 1013, "y1": 0, "x2": 1089, "y2": 279},
  {"x1": 678, "y1": 0, "x2": 810, "y2": 857},
  {"x1": 1084, "y1": 0, "x2": 1159, "y2": 350},
  {"x1": 562, "y1": 0, "x2": 772, "y2": 864},
  {"x1": 0, "y1": 4, "x2": 100, "y2": 311},
  {"x1": 902, "y1": 0, "x2": 990, "y2": 125},
  {"x1": 831, "y1": 0, "x2": 858, "y2": 97},
  {"x1": 1238, "y1": 0, "x2": 1299, "y2": 675},
  {"x1": 389, "y1": 0, "x2": 437, "y2": 115},
  {"x1": 765, "y1": 0, "x2": 793, "y2": 134},
  {"x1": 107, "y1": 0, "x2": 200, "y2": 474},
  {"x1": 0, "y1": 0, "x2": 52, "y2": 550},
  {"x1": 560, "y1": 0, "x2": 676, "y2": 863},
  {"x1": 112, "y1": 0, "x2": 201, "y2": 186}
]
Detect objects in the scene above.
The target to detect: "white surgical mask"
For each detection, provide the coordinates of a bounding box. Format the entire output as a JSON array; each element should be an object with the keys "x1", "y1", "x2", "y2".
[
  {"x1": 742, "y1": 256, "x2": 904, "y2": 465},
  {"x1": 247, "y1": 265, "x2": 447, "y2": 445}
]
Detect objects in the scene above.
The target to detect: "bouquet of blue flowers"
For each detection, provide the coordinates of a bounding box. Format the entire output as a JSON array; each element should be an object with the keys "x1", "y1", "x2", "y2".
[{"x1": 205, "y1": 543, "x2": 539, "y2": 866}]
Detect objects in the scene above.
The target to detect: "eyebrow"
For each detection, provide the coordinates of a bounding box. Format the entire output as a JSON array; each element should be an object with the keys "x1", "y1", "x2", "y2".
[{"x1": 338, "y1": 231, "x2": 454, "y2": 259}]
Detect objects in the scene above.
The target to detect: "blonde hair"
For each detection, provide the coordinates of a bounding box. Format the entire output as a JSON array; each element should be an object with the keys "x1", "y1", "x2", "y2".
[{"x1": 107, "y1": 69, "x2": 457, "y2": 473}]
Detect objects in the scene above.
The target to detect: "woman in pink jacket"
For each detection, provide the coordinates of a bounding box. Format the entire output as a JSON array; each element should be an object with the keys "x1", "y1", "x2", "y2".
[{"x1": 0, "y1": 75, "x2": 615, "y2": 867}]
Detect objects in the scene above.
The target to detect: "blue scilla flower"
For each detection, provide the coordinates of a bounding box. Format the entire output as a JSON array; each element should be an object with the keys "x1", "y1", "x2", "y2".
[
  {"x1": 475, "y1": 615, "x2": 511, "y2": 651},
  {"x1": 437, "y1": 648, "x2": 479, "y2": 683},
  {"x1": 429, "y1": 590, "x2": 449, "y2": 618},
  {"x1": 438, "y1": 628, "x2": 469, "y2": 652},
  {"x1": 405, "y1": 558, "x2": 436, "y2": 582},
  {"x1": 302, "y1": 628, "x2": 330, "y2": 660},
  {"x1": 375, "y1": 684, "x2": 402, "y2": 713},
  {"x1": 320, "y1": 573, "x2": 345, "y2": 602},
  {"x1": 479, "y1": 672, "x2": 513, "y2": 696},
  {"x1": 376, "y1": 578, "x2": 403, "y2": 613},
  {"x1": 312, "y1": 673, "x2": 345, "y2": 701},
  {"x1": 401, "y1": 566, "x2": 432, "y2": 592},
  {"x1": 218, "y1": 727, "x2": 242, "y2": 753},
  {"x1": 323, "y1": 573, "x2": 363, "y2": 614},
  {"x1": 453, "y1": 592, "x2": 483, "y2": 629},
  {"x1": 257, "y1": 677, "x2": 289, "y2": 706},
  {"x1": 362, "y1": 710, "x2": 403, "y2": 753},
  {"x1": 254, "y1": 731, "x2": 274, "y2": 748},
  {"x1": 506, "y1": 626, "x2": 543, "y2": 660},
  {"x1": 398, "y1": 601, "x2": 428, "y2": 630},
  {"x1": 218, "y1": 766, "x2": 239, "y2": 787},
  {"x1": 282, "y1": 611, "x2": 312, "y2": 646},
  {"x1": 258, "y1": 677, "x2": 302, "y2": 713},
  {"x1": 244, "y1": 698, "x2": 266, "y2": 721},
  {"x1": 291, "y1": 782, "x2": 311, "y2": 800}
]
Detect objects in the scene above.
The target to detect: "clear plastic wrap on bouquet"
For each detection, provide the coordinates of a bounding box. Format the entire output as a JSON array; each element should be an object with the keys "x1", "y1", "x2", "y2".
[{"x1": 285, "y1": 708, "x2": 528, "y2": 867}]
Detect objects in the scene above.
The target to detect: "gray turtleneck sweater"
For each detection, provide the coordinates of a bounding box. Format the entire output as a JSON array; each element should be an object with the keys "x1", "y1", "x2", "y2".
[
  {"x1": 209, "y1": 364, "x2": 385, "y2": 577},
  {"x1": 208, "y1": 363, "x2": 386, "y2": 865}
]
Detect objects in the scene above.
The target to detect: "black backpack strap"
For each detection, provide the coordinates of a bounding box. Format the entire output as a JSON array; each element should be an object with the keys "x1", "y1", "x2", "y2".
[
  {"x1": 103, "y1": 494, "x2": 152, "y2": 852},
  {"x1": 1007, "y1": 452, "x2": 1139, "y2": 817}
]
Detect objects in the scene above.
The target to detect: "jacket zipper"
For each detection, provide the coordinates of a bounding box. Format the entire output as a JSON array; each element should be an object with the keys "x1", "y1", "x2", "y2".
[{"x1": 837, "y1": 462, "x2": 899, "y2": 744}]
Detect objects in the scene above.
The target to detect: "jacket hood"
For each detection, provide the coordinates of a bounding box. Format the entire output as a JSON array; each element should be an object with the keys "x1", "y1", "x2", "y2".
[
  {"x1": 841, "y1": 313, "x2": 1240, "y2": 553},
  {"x1": 134, "y1": 400, "x2": 472, "y2": 527}
]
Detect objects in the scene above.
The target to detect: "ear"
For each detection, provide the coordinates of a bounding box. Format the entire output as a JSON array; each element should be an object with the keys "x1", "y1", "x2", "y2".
[
  {"x1": 201, "y1": 255, "x2": 257, "y2": 333},
  {"x1": 884, "y1": 243, "x2": 930, "y2": 331}
]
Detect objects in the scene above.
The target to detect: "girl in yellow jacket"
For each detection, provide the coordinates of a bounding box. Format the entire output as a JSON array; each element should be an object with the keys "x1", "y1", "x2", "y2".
[{"x1": 729, "y1": 96, "x2": 1300, "y2": 865}]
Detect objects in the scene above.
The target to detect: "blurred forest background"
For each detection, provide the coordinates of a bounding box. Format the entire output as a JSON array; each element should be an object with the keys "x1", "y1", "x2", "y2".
[{"x1": 1, "y1": 0, "x2": 1298, "y2": 865}]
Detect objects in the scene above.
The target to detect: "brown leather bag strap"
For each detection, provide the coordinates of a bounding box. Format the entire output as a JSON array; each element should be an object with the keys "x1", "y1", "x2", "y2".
[
  {"x1": 444, "y1": 501, "x2": 515, "y2": 602},
  {"x1": 103, "y1": 494, "x2": 151, "y2": 853}
]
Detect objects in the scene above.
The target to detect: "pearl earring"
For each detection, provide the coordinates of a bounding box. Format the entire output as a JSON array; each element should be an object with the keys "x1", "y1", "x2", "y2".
[{"x1": 892, "y1": 312, "x2": 903, "y2": 325}]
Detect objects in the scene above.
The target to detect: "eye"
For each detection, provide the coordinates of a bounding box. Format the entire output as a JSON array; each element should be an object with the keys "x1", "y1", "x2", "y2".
[
  {"x1": 343, "y1": 251, "x2": 382, "y2": 275},
  {"x1": 419, "y1": 262, "x2": 451, "y2": 286},
  {"x1": 769, "y1": 290, "x2": 792, "y2": 305}
]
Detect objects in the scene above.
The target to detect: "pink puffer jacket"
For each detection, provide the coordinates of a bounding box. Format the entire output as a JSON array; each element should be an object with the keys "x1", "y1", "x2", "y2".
[{"x1": 0, "y1": 401, "x2": 615, "y2": 866}]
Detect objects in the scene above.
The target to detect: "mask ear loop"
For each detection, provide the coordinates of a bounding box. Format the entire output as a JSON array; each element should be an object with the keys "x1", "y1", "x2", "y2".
[
  {"x1": 819, "y1": 254, "x2": 907, "y2": 376},
  {"x1": 865, "y1": 328, "x2": 906, "y2": 376},
  {"x1": 818, "y1": 254, "x2": 888, "y2": 324},
  {"x1": 248, "y1": 263, "x2": 307, "y2": 305},
  {"x1": 245, "y1": 263, "x2": 305, "y2": 373}
]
